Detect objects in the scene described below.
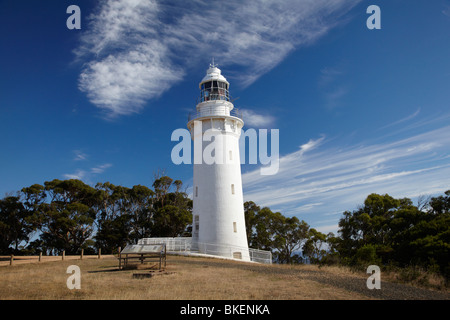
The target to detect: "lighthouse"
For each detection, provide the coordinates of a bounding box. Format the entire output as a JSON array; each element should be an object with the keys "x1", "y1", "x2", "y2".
[{"x1": 187, "y1": 63, "x2": 250, "y2": 260}]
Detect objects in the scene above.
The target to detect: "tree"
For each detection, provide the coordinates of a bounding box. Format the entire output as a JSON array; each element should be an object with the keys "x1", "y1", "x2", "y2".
[
  {"x1": 153, "y1": 176, "x2": 173, "y2": 207},
  {"x1": 274, "y1": 216, "x2": 310, "y2": 264},
  {"x1": 336, "y1": 193, "x2": 407, "y2": 264},
  {"x1": 93, "y1": 182, "x2": 123, "y2": 223},
  {"x1": 1, "y1": 175, "x2": 193, "y2": 254},
  {"x1": 94, "y1": 182, "x2": 132, "y2": 252},
  {"x1": 152, "y1": 205, "x2": 192, "y2": 237},
  {"x1": 37, "y1": 179, "x2": 97, "y2": 254},
  {"x1": 244, "y1": 201, "x2": 260, "y2": 245},
  {"x1": 21, "y1": 184, "x2": 47, "y2": 234},
  {"x1": 0, "y1": 196, "x2": 34, "y2": 253},
  {"x1": 127, "y1": 185, "x2": 155, "y2": 242},
  {"x1": 95, "y1": 214, "x2": 132, "y2": 253},
  {"x1": 244, "y1": 203, "x2": 310, "y2": 264},
  {"x1": 428, "y1": 190, "x2": 450, "y2": 214},
  {"x1": 320, "y1": 232, "x2": 341, "y2": 265},
  {"x1": 303, "y1": 228, "x2": 328, "y2": 264},
  {"x1": 336, "y1": 191, "x2": 450, "y2": 277},
  {"x1": 248, "y1": 207, "x2": 277, "y2": 251}
]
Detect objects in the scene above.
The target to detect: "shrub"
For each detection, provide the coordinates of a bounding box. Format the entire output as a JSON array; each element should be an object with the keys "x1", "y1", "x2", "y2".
[{"x1": 354, "y1": 244, "x2": 382, "y2": 268}]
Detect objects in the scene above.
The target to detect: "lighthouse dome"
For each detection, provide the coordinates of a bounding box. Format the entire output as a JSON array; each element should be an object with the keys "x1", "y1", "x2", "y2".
[{"x1": 200, "y1": 66, "x2": 229, "y2": 87}]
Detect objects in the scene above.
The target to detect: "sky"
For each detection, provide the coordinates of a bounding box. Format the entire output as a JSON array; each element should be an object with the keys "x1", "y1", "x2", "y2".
[{"x1": 1, "y1": 0, "x2": 450, "y2": 235}]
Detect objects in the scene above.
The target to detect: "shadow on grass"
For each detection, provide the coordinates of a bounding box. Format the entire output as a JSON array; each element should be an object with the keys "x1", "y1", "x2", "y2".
[{"x1": 87, "y1": 268, "x2": 124, "y2": 273}]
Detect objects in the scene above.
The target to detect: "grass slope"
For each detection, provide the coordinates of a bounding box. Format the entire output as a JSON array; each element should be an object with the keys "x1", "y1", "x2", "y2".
[{"x1": 0, "y1": 255, "x2": 448, "y2": 300}]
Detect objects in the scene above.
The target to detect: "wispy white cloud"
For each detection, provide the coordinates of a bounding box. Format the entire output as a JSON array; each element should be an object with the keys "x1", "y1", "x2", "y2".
[
  {"x1": 318, "y1": 65, "x2": 349, "y2": 109},
  {"x1": 64, "y1": 163, "x2": 113, "y2": 182},
  {"x1": 73, "y1": 150, "x2": 88, "y2": 161},
  {"x1": 75, "y1": 0, "x2": 362, "y2": 117},
  {"x1": 242, "y1": 120, "x2": 450, "y2": 234},
  {"x1": 299, "y1": 136, "x2": 326, "y2": 153},
  {"x1": 91, "y1": 163, "x2": 113, "y2": 174},
  {"x1": 64, "y1": 170, "x2": 87, "y2": 181},
  {"x1": 325, "y1": 86, "x2": 349, "y2": 108},
  {"x1": 443, "y1": 5, "x2": 450, "y2": 17},
  {"x1": 318, "y1": 66, "x2": 344, "y2": 87},
  {"x1": 379, "y1": 107, "x2": 421, "y2": 130},
  {"x1": 76, "y1": 0, "x2": 182, "y2": 118},
  {"x1": 241, "y1": 109, "x2": 276, "y2": 128}
]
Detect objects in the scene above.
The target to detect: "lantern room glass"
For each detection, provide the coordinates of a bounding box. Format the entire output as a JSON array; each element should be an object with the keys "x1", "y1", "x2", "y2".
[{"x1": 199, "y1": 80, "x2": 230, "y2": 102}]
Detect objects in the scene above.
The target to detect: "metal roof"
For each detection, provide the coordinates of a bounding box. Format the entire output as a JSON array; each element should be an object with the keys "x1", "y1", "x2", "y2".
[{"x1": 199, "y1": 66, "x2": 229, "y2": 87}]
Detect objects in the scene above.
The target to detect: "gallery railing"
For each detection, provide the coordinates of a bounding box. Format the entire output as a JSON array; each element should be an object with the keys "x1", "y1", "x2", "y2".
[{"x1": 188, "y1": 106, "x2": 243, "y2": 122}]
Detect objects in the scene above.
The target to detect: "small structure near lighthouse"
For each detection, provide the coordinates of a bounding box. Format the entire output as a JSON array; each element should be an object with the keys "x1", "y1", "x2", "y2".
[{"x1": 187, "y1": 63, "x2": 250, "y2": 261}]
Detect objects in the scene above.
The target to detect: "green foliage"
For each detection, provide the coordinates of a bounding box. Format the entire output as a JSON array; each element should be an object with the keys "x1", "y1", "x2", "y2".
[
  {"x1": 0, "y1": 175, "x2": 192, "y2": 255},
  {"x1": 0, "y1": 196, "x2": 34, "y2": 254},
  {"x1": 2, "y1": 175, "x2": 448, "y2": 280},
  {"x1": 354, "y1": 244, "x2": 382, "y2": 268},
  {"x1": 303, "y1": 228, "x2": 329, "y2": 264},
  {"x1": 337, "y1": 191, "x2": 450, "y2": 278},
  {"x1": 29, "y1": 179, "x2": 97, "y2": 255},
  {"x1": 244, "y1": 203, "x2": 310, "y2": 264},
  {"x1": 93, "y1": 177, "x2": 192, "y2": 252}
]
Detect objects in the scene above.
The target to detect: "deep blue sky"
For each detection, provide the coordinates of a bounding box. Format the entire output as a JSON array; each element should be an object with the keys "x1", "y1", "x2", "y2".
[{"x1": 1, "y1": 0, "x2": 449, "y2": 233}]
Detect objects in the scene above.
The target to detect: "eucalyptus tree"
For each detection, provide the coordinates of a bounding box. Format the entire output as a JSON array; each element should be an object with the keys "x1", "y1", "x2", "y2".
[
  {"x1": 35, "y1": 179, "x2": 97, "y2": 254},
  {"x1": 0, "y1": 195, "x2": 34, "y2": 253},
  {"x1": 244, "y1": 202, "x2": 310, "y2": 264},
  {"x1": 337, "y1": 191, "x2": 450, "y2": 276}
]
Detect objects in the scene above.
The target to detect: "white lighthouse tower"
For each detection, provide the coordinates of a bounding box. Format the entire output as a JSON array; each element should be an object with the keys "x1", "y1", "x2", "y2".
[{"x1": 187, "y1": 63, "x2": 250, "y2": 261}]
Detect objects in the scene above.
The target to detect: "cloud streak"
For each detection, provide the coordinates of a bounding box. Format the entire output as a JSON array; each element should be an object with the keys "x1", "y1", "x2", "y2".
[
  {"x1": 75, "y1": 0, "x2": 362, "y2": 117},
  {"x1": 64, "y1": 163, "x2": 113, "y2": 182},
  {"x1": 242, "y1": 119, "x2": 450, "y2": 234},
  {"x1": 318, "y1": 65, "x2": 349, "y2": 109},
  {"x1": 73, "y1": 150, "x2": 88, "y2": 161},
  {"x1": 91, "y1": 163, "x2": 113, "y2": 174},
  {"x1": 63, "y1": 170, "x2": 87, "y2": 181},
  {"x1": 379, "y1": 107, "x2": 421, "y2": 130},
  {"x1": 443, "y1": 5, "x2": 450, "y2": 17},
  {"x1": 241, "y1": 109, "x2": 276, "y2": 128}
]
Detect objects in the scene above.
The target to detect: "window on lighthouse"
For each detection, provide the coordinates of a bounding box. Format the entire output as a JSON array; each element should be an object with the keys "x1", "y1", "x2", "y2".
[
  {"x1": 231, "y1": 184, "x2": 235, "y2": 195},
  {"x1": 194, "y1": 216, "x2": 199, "y2": 236},
  {"x1": 200, "y1": 81, "x2": 229, "y2": 102}
]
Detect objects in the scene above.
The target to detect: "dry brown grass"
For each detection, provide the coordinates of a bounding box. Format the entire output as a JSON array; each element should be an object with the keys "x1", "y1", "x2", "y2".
[{"x1": 0, "y1": 255, "x2": 373, "y2": 300}]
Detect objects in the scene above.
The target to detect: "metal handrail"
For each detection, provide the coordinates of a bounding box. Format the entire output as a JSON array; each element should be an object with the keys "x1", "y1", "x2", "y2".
[
  {"x1": 138, "y1": 237, "x2": 272, "y2": 264},
  {"x1": 197, "y1": 87, "x2": 231, "y2": 104}
]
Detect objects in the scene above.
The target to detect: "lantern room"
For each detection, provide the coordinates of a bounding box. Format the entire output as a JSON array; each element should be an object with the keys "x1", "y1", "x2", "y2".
[{"x1": 199, "y1": 65, "x2": 230, "y2": 103}]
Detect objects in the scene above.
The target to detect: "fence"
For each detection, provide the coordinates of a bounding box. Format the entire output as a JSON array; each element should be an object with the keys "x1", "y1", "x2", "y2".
[
  {"x1": 3, "y1": 239, "x2": 273, "y2": 266},
  {"x1": 138, "y1": 237, "x2": 192, "y2": 252},
  {"x1": 1, "y1": 249, "x2": 105, "y2": 267},
  {"x1": 138, "y1": 237, "x2": 272, "y2": 264}
]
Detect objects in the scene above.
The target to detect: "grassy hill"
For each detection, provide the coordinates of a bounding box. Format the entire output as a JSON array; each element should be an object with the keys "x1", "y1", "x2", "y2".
[{"x1": 0, "y1": 255, "x2": 448, "y2": 300}]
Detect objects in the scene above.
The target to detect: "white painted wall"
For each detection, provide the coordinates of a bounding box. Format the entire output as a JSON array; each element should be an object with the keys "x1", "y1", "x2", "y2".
[{"x1": 189, "y1": 99, "x2": 250, "y2": 261}]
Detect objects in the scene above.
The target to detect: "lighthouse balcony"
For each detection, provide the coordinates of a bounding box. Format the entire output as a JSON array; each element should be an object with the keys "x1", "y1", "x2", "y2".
[{"x1": 188, "y1": 105, "x2": 243, "y2": 122}]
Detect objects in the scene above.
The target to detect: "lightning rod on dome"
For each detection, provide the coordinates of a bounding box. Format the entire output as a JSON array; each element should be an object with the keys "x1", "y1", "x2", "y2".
[{"x1": 210, "y1": 57, "x2": 218, "y2": 68}]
